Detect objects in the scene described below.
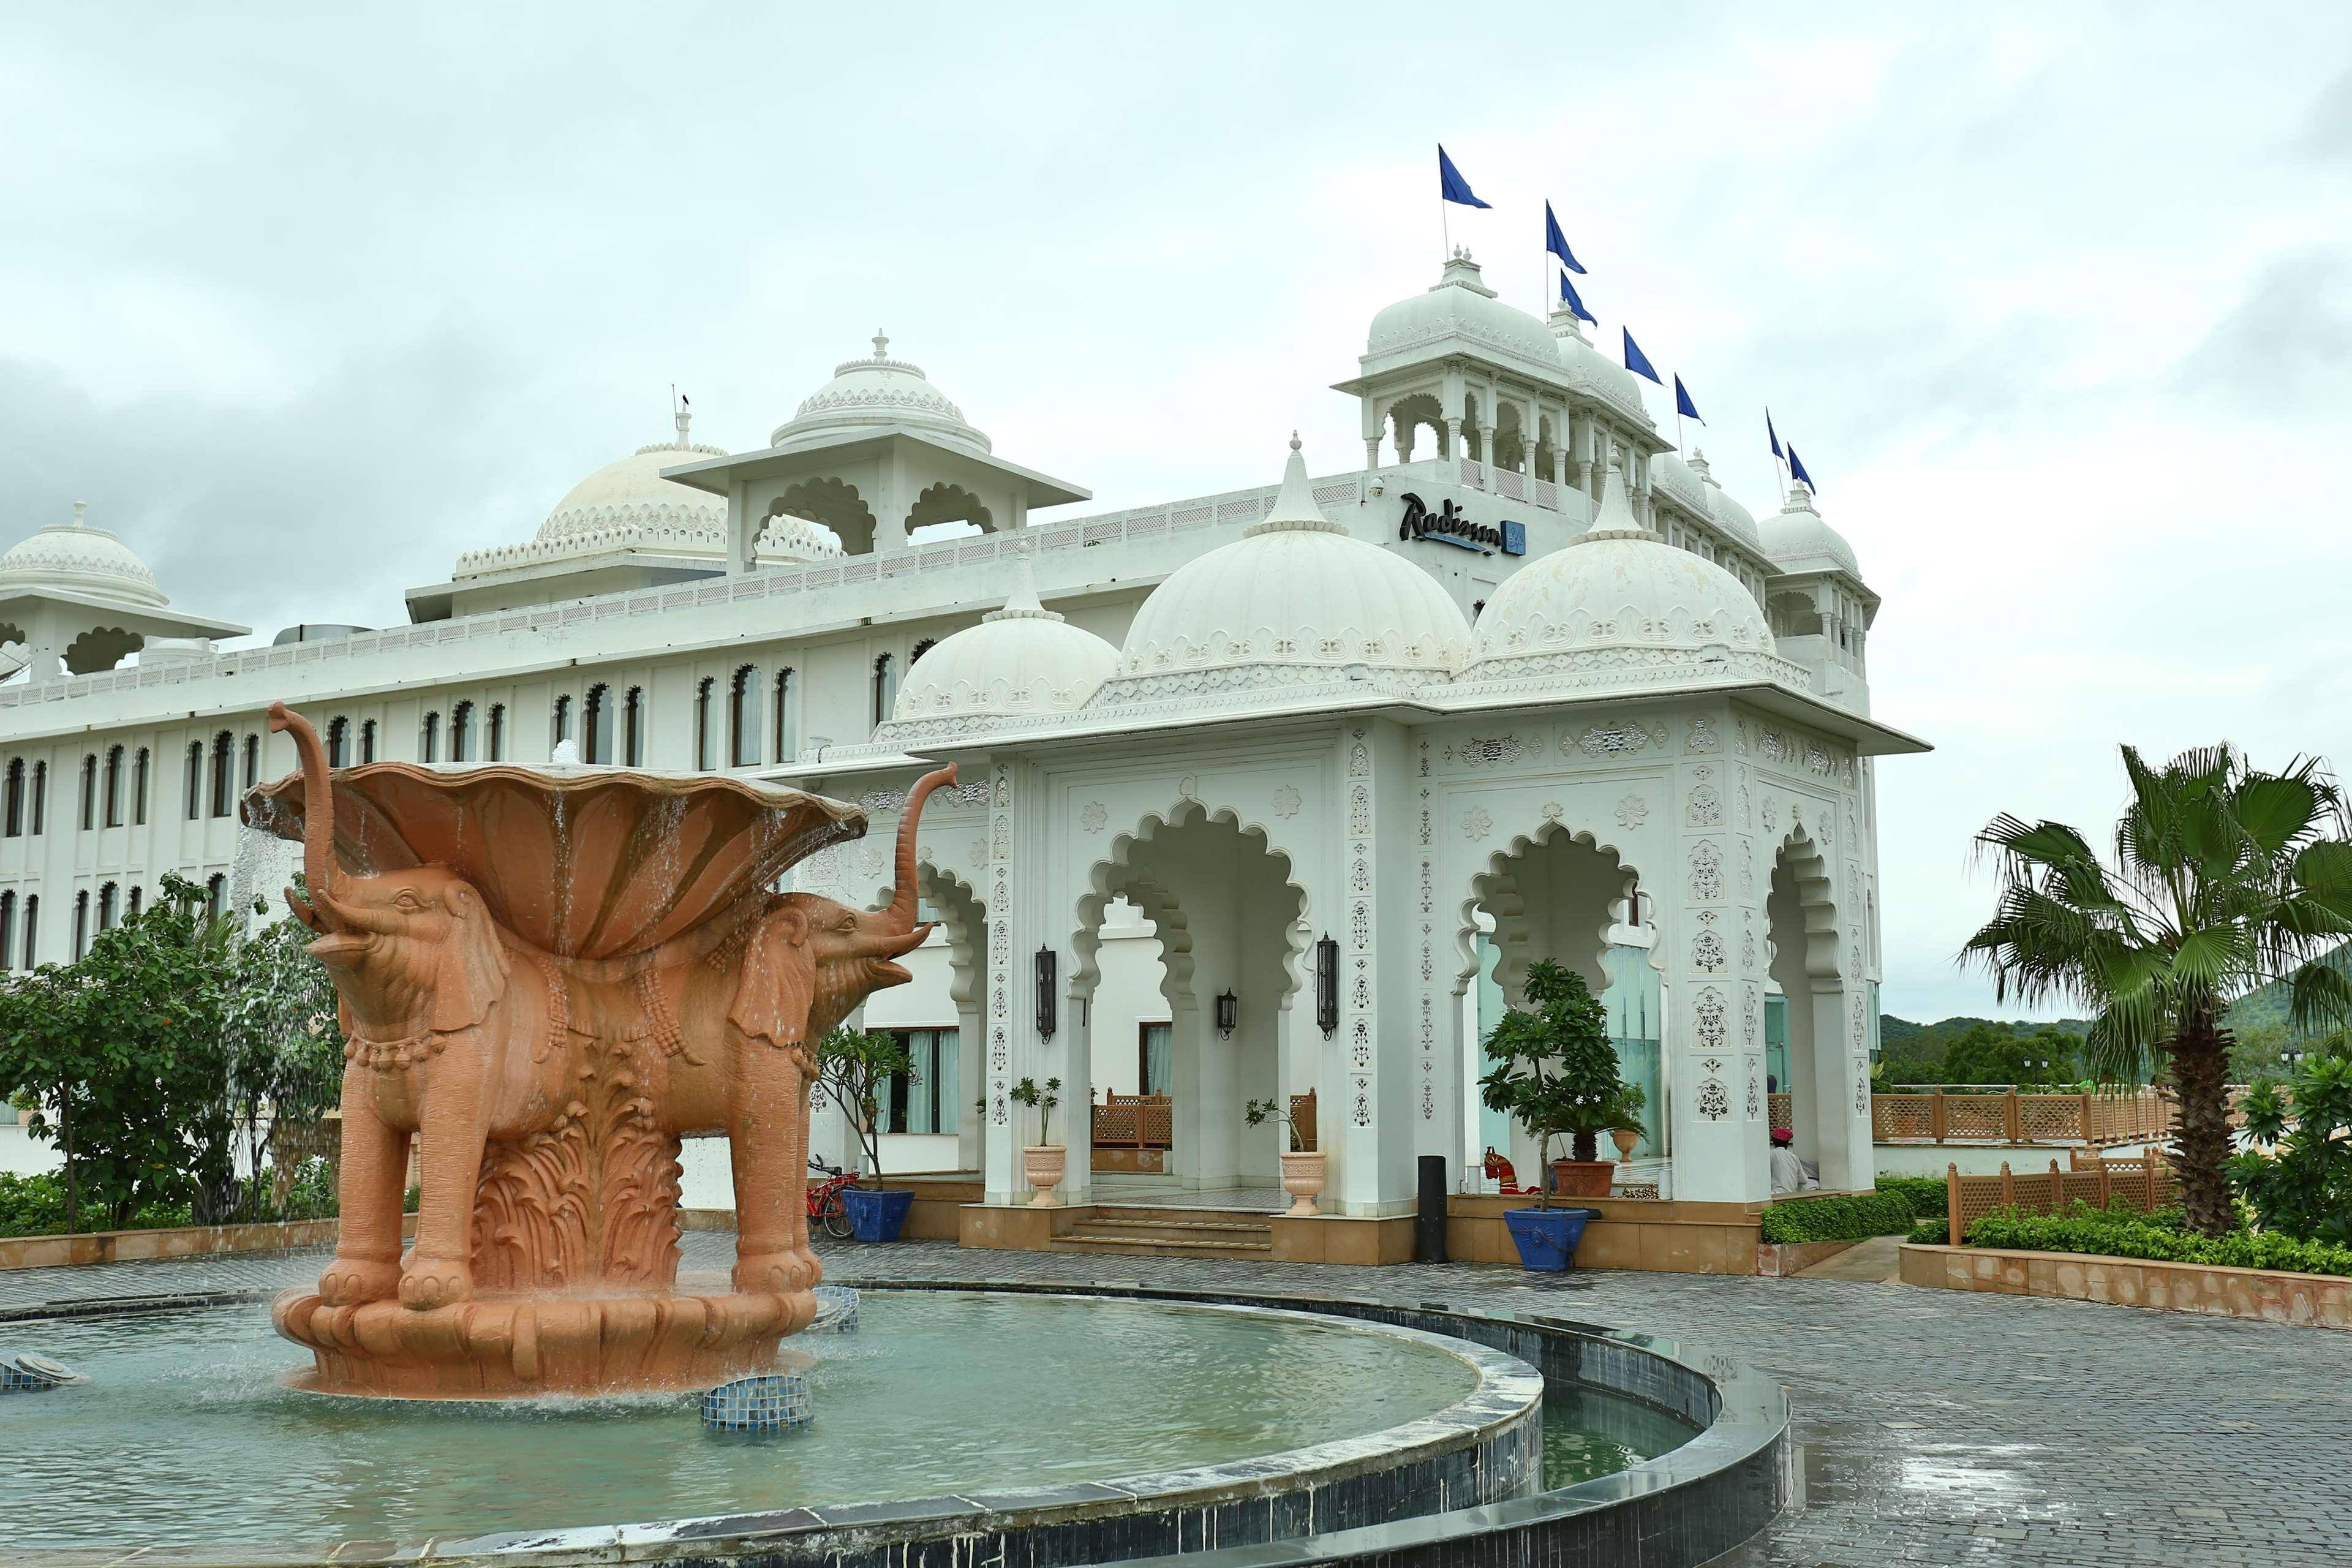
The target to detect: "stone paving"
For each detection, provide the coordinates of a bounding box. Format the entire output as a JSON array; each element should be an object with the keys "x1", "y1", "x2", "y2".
[{"x1": 5, "y1": 1235, "x2": 2349, "y2": 1566}]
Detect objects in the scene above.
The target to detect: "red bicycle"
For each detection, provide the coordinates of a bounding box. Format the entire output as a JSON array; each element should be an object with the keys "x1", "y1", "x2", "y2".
[{"x1": 807, "y1": 1157, "x2": 859, "y2": 1240}]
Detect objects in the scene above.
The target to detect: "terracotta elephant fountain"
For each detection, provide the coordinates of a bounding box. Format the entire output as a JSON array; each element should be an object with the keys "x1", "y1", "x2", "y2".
[{"x1": 245, "y1": 703, "x2": 954, "y2": 1396}]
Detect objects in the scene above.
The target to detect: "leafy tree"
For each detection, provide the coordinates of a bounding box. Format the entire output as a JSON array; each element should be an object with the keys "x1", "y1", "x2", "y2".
[
  {"x1": 2229, "y1": 1041, "x2": 2352, "y2": 1245},
  {"x1": 1011, "y1": 1074, "x2": 1063, "y2": 1145},
  {"x1": 1962, "y1": 744, "x2": 2352, "y2": 1235},
  {"x1": 220, "y1": 891, "x2": 345, "y2": 1210},
  {"x1": 1479, "y1": 960, "x2": 1632, "y2": 1202},
  {"x1": 814, "y1": 1025, "x2": 913, "y2": 1184}
]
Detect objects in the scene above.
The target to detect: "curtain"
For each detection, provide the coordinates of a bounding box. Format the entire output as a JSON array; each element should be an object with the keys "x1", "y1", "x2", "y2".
[{"x1": 1142, "y1": 1023, "x2": 1172, "y2": 1096}]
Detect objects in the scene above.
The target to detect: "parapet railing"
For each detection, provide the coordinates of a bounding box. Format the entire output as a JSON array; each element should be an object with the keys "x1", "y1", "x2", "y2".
[{"x1": 1871, "y1": 1087, "x2": 2174, "y2": 1147}]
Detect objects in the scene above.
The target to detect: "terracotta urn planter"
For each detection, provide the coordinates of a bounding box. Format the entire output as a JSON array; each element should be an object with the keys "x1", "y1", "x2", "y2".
[
  {"x1": 1610, "y1": 1128, "x2": 1640, "y2": 1161},
  {"x1": 1550, "y1": 1158, "x2": 1615, "y2": 1199},
  {"x1": 1025, "y1": 1144, "x2": 1067, "y2": 1207},
  {"x1": 1278, "y1": 1150, "x2": 1327, "y2": 1216}
]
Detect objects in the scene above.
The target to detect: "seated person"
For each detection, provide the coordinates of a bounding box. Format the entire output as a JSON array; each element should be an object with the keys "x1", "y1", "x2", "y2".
[{"x1": 1769, "y1": 1126, "x2": 1817, "y2": 1194}]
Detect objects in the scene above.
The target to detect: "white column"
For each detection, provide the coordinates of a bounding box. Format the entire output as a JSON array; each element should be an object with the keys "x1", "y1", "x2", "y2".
[{"x1": 1665, "y1": 718, "x2": 1769, "y2": 1204}]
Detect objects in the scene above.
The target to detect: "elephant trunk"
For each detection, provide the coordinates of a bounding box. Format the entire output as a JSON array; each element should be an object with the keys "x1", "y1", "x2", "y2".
[
  {"x1": 883, "y1": 764, "x2": 959, "y2": 933},
  {"x1": 312, "y1": 881, "x2": 400, "y2": 937},
  {"x1": 269, "y1": 702, "x2": 341, "y2": 930}
]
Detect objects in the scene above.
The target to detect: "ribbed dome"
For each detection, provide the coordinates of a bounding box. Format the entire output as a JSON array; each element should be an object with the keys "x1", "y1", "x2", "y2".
[
  {"x1": 0, "y1": 503, "x2": 167, "y2": 608},
  {"x1": 1365, "y1": 254, "x2": 1561, "y2": 375},
  {"x1": 1104, "y1": 438, "x2": 1470, "y2": 699},
  {"x1": 1758, "y1": 483, "x2": 1861, "y2": 578},
  {"x1": 770, "y1": 331, "x2": 989, "y2": 454},
  {"x1": 1547, "y1": 309, "x2": 1651, "y2": 423},
  {"x1": 1460, "y1": 466, "x2": 1779, "y2": 692},
  {"x1": 1686, "y1": 450, "x2": 1762, "y2": 551},
  {"x1": 536, "y1": 411, "x2": 728, "y2": 547},
  {"x1": 878, "y1": 556, "x2": 1117, "y2": 741}
]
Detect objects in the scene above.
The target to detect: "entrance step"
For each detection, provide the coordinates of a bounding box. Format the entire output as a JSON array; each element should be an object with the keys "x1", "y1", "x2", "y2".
[{"x1": 1050, "y1": 1213, "x2": 1275, "y2": 1259}]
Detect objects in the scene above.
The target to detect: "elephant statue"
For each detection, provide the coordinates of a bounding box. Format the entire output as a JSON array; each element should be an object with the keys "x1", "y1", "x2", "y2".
[{"x1": 258, "y1": 701, "x2": 953, "y2": 1389}]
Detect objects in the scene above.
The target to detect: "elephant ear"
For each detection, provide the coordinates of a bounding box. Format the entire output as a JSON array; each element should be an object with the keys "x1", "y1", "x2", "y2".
[
  {"x1": 731, "y1": 902, "x2": 815, "y2": 1049},
  {"x1": 429, "y1": 883, "x2": 514, "y2": 1036}
]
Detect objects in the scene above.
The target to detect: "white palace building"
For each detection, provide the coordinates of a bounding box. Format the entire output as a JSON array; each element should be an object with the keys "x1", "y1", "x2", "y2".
[{"x1": 0, "y1": 252, "x2": 1921, "y2": 1219}]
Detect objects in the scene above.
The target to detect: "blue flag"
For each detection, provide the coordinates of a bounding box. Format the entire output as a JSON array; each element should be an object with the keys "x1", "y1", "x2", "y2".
[
  {"x1": 1766, "y1": 407, "x2": 1782, "y2": 459},
  {"x1": 1788, "y1": 444, "x2": 1816, "y2": 490},
  {"x1": 1675, "y1": 375, "x2": 1703, "y2": 424},
  {"x1": 1622, "y1": 329, "x2": 1661, "y2": 385},
  {"x1": 1438, "y1": 145, "x2": 1490, "y2": 209},
  {"x1": 1544, "y1": 201, "x2": 1585, "y2": 274},
  {"x1": 1559, "y1": 273, "x2": 1596, "y2": 324}
]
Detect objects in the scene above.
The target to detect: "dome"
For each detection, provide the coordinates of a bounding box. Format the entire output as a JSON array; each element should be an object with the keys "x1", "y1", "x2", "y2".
[
  {"x1": 1460, "y1": 466, "x2": 1788, "y2": 694},
  {"x1": 1687, "y1": 450, "x2": 1763, "y2": 552},
  {"x1": 535, "y1": 410, "x2": 729, "y2": 547},
  {"x1": 1102, "y1": 437, "x2": 1470, "y2": 703},
  {"x1": 877, "y1": 556, "x2": 1118, "y2": 741},
  {"x1": 0, "y1": 502, "x2": 168, "y2": 608},
  {"x1": 1758, "y1": 483, "x2": 1861, "y2": 578},
  {"x1": 1365, "y1": 254, "x2": 1561, "y2": 375},
  {"x1": 1547, "y1": 309, "x2": 1651, "y2": 423},
  {"x1": 769, "y1": 331, "x2": 989, "y2": 454}
]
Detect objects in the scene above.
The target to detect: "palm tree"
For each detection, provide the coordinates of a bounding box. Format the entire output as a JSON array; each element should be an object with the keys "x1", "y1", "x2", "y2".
[{"x1": 1961, "y1": 744, "x2": 2352, "y2": 1236}]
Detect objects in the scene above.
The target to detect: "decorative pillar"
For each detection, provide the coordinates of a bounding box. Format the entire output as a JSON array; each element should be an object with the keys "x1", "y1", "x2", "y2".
[
  {"x1": 1324, "y1": 722, "x2": 1417, "y2": 1216},
  {"x1": 981, "y1": 757, "x2": 1079, "y2": 1204},
  {"x1": 1443, "y1": 416, "x2": 1463, "y2": 464},
  {"x1": 1411, "y1": 733, "x2": 1468, "y2": 1182},
  {"x1": 1476, "y1": 425, "x2": 1496, "y2": 489},
  {"x1": 1392, "y1": 410, "x2": 1414, "y2": 464}
]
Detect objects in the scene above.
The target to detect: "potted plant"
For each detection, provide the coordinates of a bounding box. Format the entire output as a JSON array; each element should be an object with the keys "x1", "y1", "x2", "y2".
[
  {"x1": 1245, "y1": 1098, "x2": 1323, "y2": 1215},
  {"x1": 1478, "y1": 959, "x2": 1624, "y2": 1271},
  {"x1": 1607, "y1": 1084, "x2": 1649, "y2": 1162},
  {"x1": 1011, "y1": 1076, "x2": 1064, "y2": 1206},
  {"x1": 814, "y1": 1026, "x2": 917, "y2": 1242}
]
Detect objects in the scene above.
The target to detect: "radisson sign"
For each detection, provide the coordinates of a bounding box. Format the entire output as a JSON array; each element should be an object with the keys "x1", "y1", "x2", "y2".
[{"x1": 1397, "y1": 492, "x2": 1525, "y2": 557}]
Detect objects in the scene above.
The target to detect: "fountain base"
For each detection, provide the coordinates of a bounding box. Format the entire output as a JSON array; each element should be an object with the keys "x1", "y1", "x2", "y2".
[{"x1": 272, "y1": 1283, "x2": 816, "y2": 1398}]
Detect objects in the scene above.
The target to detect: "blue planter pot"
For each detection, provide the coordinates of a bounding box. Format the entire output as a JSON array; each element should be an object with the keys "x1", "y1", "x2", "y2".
[
  {"x1": 1502, "y1": 1206, "x2": 1601, "y2": 1272},
  {"x1": 840, "y1": 1187, "x2": 914, "y2": 1243}
]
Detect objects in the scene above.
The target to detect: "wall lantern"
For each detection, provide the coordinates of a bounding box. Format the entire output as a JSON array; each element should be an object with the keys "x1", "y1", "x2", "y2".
[
  {"x1": 1314, "y1": 934, "x2": 1340, "y2": 1037},
  {"x1": 1035, "y1": 946, "x2": 1058, "y2": 1039},
  {"x1": 1215, "y1": 990, "x2": 1238, "y2": 1039}
]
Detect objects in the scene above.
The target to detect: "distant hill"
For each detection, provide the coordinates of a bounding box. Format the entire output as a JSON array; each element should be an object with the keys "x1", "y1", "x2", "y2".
[
  {"x1": 2225, "y1": 941, "x2": 2352, "y2": 1033},
  {"x1": 1881, "y1": 1014, "x2": 2091, "y2": 1045}
]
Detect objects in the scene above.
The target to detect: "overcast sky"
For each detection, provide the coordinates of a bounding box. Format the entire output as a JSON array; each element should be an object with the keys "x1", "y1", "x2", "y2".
[{"x1": 4, "y1": 4, "x2": 2348, "y2": 1022}]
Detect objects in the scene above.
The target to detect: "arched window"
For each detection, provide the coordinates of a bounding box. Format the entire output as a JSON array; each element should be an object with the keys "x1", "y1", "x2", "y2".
[
  {"x1": 131, "y1": 747, "x2": 148, "y2": 826},
  {"x1": 623, "y1": 687, "x2": 644, "y2": 767},
  {"x1": 185, "y1": 742, "x2": 202, "y2": 820},
  {"x1": 584, "y1": 685, "x2": 610, "y2": 765},
  {"x1": 242, "y1": 734, "x2": 260, "y2": 791},
  {"x1": 771, "y1": 669, "x2": 796, "y2": 763},
  {"x1": 729, "y1": 666, "x2": 758, "y2": 767},
  {"x1": 103, "y1": 745, "x2": 124, "y2": 828},
  {"x1": 552, "y1": 694, "x2": 573, "y2": 752},
  {"x1": 209, "y1": 731, "x2": 233, "y2": 817},
  {"x1": 20, "y1": 893, "x2": 36, "y2": 967},
  {"x1": 451, "y1": 701, "x2": 474, "y2": 762},
  {"x1": 327, "y1": 717, "x2": 350, "y2": 768},
  {"x1": 694, "y1": 677, "x2": 715, "y2": 771},
  {"x1": 488, "y1": 703, "x2": 507, "y2": 761},
  {"x1": 360, "y1": 719, "x2": 379, "y2": 764},
  {"x1": 72, "y1": 890, "x2": 89, "y2": 960},
  {"x1": 872, "y1": 653, "x2": 897, "y2": 729},
  {"x1": 0, "y1": 891, "x2": 14, "y2": 970},
  {"x1": 28, "y1": 761, "x2": 44, "y2": 835},
  {"x1": 78, "y1": 754, "x2": 96, "y2": 831},
  {"x1": 910, "y1": 637, "x2": 937, "y2": 666},
  {"x1": 97, "y1": 881, "x2": 118, "y2": 932},
  {"x1": 126, "y1": 884, "x2": 141, "y2": 919},
  {"x1": 419, "y1": 710, "x2": 440, "y2": 764},
  {"x1": 4, "y1": 758, "x2": 21, "y2": 838}
]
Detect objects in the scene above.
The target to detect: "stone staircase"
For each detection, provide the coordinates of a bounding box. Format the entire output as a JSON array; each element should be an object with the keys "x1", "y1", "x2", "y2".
[{"x1": 1046, "y1": 1206, "x2": 1275, "y2": 1259}]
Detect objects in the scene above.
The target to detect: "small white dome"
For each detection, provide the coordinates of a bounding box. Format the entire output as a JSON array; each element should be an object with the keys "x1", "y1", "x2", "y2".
[
  {"x1": 1460, "y1": 466, "x2": 1784, "y2": 694},
  {"x1": 0, "y1": 502, "x2": 168, "y2": 608},
  {"x1": 1686, "y1": 450, "x2": 1762, "y2": 551},
  {"x1": 1758, "y1": 483, "x2": 1860, "y2": 578},
  {"x1": 1547, "y1": 310, "x2": 1652, "y2": 424},
  {"x1": 771, "y1": 331, "x2": 989, "y2": 454},
  {"x1": 1366, "y1": 254, "x2": 1561, "y2": 375},
  {"x1": 1102, "y1": 438, "x2": 1470, "y2": 704},
  {"x1": 537, "y1": 410, "x2": 729, "y2": 548},
  {"x1": 878, "y1": 559, "x2": 1117, "y2": 741}
]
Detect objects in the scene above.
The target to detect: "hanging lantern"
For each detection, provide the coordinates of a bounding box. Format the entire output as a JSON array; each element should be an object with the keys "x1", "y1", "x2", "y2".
[
  {"x1": 1314, "y1": 933, "x2": 1339, "y2": 1037},
  {"x1": 1035, "y1": 946, "x2": 1058, "y2": 1039},
  {"x1": 1215, "y1": 990, "x2": 1238, "y2": 1039}
]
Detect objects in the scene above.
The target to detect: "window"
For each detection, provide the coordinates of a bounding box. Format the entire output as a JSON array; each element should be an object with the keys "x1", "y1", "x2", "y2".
[
  {"x1": 884, "y1": 1028, "x2": 960, "y2": 1134},
  {"x1": 1139, "y1": 1022, "x2": 1172, "y2": 1096},
  {"x1": 488, "y1": 703, "x2": 507, "y2": 761},
  {"x1": 0, "y1": 891, "x2": 13, "y2": 970},
  {"x1": 584, "y1": 685, "x2": 609, "y2": 764},
  {"x1": 185, "y1": 742, "x2": 202, "y2": 820},
  {"x1": 771, "y1": 669, "x2": 796, "y2": 763},
  {"x1": 910, "y1": 637, "x2": 937, "y2": 666},
  {"x1": 728, "y1": 666, "x2": 758, "y2": 767},
  {"x1": 552, "y1": 694, "x2": 573, "y2": 751},
  {"x1": 451, "y1": 701, "x2": 474, "y2": 762},
  {"x1": 360, "y1": 720, "x2": 379, "y2": 764},
  {"x1": 72, "y1": 891, "x2": 89, "y2": 961},
  {"x1": 19, "y1": 894, "x2": 35, "y2": 967},
  {"x1": 103, "y1": 746, "x2": 124, "y2": 828},
  {"x1": 209, "y1": 732, "x2": 233, "y2": 817},
  {"x1": 28, "y1": 761, "x2": 43, "y2": 835},
  {"x1": 4, "y1": 758, "x2": 20, "y2": 838},
  {"x1": 420, "y1": 710, "x2": 440, "y2": 763},
  {"x1": 131, "y1": 747, "x2": 148, "y2": 826},
  {"x1": 242, "y1": 734, "x2": 260, "y2": 792},
  {"x1": 126, "y1": 885, "x2": 141, "y2": 919},
  {"x1": 97, "y1": 882, "x2": 118, "y2": 932},
  {"x1": 327, "y1": 717, "x2": 349, "y2": 768},
  {"x1": 78, "y1": 754, "x2": 96, "y2": 831},
  {"x1": 694, "y1": 677, "x2": 715, "y2": 771},
  {"x1": 623, "y1": 687, "x2": 644, "y2": 766},
  {"x1": 205, "y1": 873, "x2": 226, "y2": 920},
  {"x1": 871, "y1": 653, "x2": 897, "y2": 729}
]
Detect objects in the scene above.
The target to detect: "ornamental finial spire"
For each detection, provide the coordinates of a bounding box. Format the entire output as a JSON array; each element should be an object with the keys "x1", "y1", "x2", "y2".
[
  {"x1": 873, "y1": 329, "x2": 889, "y2": 360},
  {"x1": 70, "y1": 501, "x2": 87, "y2": 528}
]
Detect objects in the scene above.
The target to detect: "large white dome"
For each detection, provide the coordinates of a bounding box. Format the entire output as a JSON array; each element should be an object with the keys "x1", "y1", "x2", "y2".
[
  {"x1": 1365, "y1": 255, "x2": 1561, "y2": 375},
  {"x1": 1099, "y1": 438, "x2": 1470, "y2": 706},
  {"x1": 876, "y1": 559, "x2": 1118, "y2": 744},
  {"x1": 1548, "y1": 310, "x2": 1651, "y2": 424},
  {"x1": 536, "y1": 412, "x2": 729, "y2": 547},
  {"x1": 1458, "y1": 466, "x2": 1792, "y2": 696},
  {"x1": 1758, "y1": 483, "x2": 1860, "y2": 578},
  {"x1": 770, "y1": 331, "x2": 989, "y2": 454},
  {"x1": 0, "y1": 503, "x2": 167, "y2": 608}
]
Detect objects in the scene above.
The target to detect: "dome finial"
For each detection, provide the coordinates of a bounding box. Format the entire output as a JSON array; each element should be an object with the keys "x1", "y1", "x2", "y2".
[
  {"x1": 984, "y1": 536, "x2": 1061, "y2": 624},
  {"x1": 1591, "y1": 462, "x2": 1646, "y2": 535},
  {"x1": 872, "y1": 329, "x2": 890, "y2": 361},
  {"x1": 1785, "y1": 479, "x2": 1815, "y2": 513},
  {"x1": 1249, "y1": 434, "x2": 1343, "y2": 538},
  {"x1": 70, "y1": 501, "x2": 87, "y2": 528},
  {"x1": 673, "y1": 397, "x2": 692, "y2": 448}
]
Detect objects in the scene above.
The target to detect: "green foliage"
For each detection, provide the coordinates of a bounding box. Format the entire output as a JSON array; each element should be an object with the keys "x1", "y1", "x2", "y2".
[
  {"x1": 814, "y1": 1025, "x2": 913, "y2": 1183},
  {"x1": 1962, "y1": 1201, "x2": 2352, "y2": 1278},
  {"x1": 1243, "y1": 1097, "x2": 1308, "y2": 1153},
  {"x1": 1907, "y1": 1217, "x2": 1949, "y2": 1245},
  {"x1": 1758, "y1": 1190, "x2": 1916, "y2": 1243},
  {"x1": 1010, "y1": 1075, "x2": 1063, "y2": 1145},
  {"x1": 2225, "y1": 941, "x2": 2352, "y2": 1033},
  {"x1": 0, "y1": 1170, "x2": 191, "y2": 1237},
  {"x1": 1878, "y1": 1020, "x2": 2098, "y2": 1086},
  {"x1": 1875, "y1": 1174, "x2": 1948, "y2": 1219},
  {"x1": 1479, "y1": 960, "x2": 1627, "y2": 1181},
  {"x1": 2229, "y1": 1043, "x2": 2352, "y2": 1245}
]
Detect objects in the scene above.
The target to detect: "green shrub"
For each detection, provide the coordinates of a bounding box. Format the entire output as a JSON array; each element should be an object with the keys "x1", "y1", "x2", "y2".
[
  {"x1": 1760, "y1": 1190, "x2": 1915, "y2": 1243},
  {"x1": 0, "y1": 1171, "x2": 194, "y2": 1237},
  {"x1": 1875, "y1": 1174, "x2": 1947, "y2": 1219},
  {"x1": 1962, "y1": 1202, "x2": 2352, "y2": 1278},
  {"x1": 1907, "y1": 1217, "x2": 1949, "y2": 1245}
]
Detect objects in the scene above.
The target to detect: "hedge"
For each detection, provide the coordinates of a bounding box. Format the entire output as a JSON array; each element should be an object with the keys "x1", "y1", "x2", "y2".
[
  {"x1": 1759, "y1": 1190, "x2": 1915, "y2": 1243},
  {"x1": 1874, "y1": 1174, "x2": 1947, "y2": 1219},
  {"x1": 1962, "y1": 1203, "x2": 2352, "y2": 1280}
]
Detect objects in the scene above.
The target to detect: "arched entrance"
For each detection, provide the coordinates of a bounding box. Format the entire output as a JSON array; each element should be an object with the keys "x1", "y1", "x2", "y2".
[{"x1": 1767, "y1": 826, "x2": 1866, "y2": 1189}]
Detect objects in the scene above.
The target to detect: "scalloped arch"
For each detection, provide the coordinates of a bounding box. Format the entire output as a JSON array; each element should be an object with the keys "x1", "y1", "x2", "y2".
[{"x1": 1457, "y1": 815, "x2": 1643, "y2": 1002}]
